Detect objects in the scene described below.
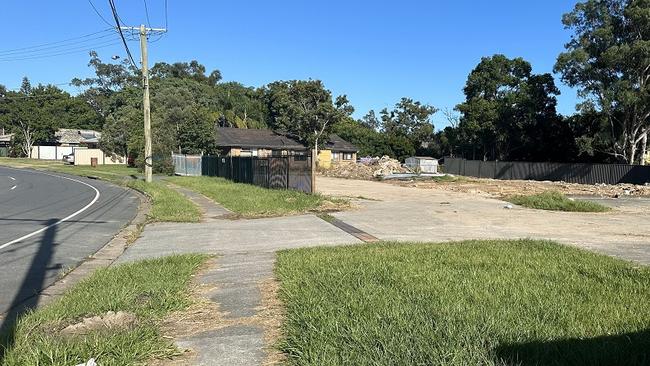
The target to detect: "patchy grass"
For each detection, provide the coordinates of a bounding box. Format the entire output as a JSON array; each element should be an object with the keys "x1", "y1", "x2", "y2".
[
  {"x1": 424, "y1": 174, "x2": 468, "y2": 183},
  {"x1": 0, "y1": 158, "x2": 200, "y2": 222},
  {"x1": 276, "y1": 240, "x2": 650, "y2": 366},
  {"x1": 0, "y1": 254, "x2": 209, "y2": 366},
  {"x1": 167, "y1": 176, "x2": 349, "y2": 217},
  {"x1": 508, "y1": 191, "x2": 611, "y2": 212},
  {"x1": 128, "y1": 180, "x2": 201, "y2": 223}
]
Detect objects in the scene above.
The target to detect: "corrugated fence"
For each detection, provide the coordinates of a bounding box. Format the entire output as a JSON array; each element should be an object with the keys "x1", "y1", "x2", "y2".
[
  {"x1": 444, "y1": 157, "x2": 650, "y2": 185},
  {"x1": 172, "y1": 153, "x2": 313, "y2": 193}
]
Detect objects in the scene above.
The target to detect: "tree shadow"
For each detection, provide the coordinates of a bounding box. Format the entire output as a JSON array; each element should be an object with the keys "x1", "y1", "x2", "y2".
[
  {"x1": 0, "y1": 218, "x2": 58, "y2": 360},
  {"x1": 495, "y1": 330, "x2": 650, "y2": 366}
]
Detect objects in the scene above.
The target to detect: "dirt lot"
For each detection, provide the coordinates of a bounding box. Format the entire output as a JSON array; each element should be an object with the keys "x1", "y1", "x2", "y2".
[
  {"x1": 388, "y1": 176, "x2": 650, "y2": 198},
  {"x1": 317, "y1": 176, "x2": 650, "y2": 265}
]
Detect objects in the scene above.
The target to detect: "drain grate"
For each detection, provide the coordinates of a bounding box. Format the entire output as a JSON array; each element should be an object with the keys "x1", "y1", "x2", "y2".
[{"x1": 318, "y1": 215, "x2": 380, "y2": 243}]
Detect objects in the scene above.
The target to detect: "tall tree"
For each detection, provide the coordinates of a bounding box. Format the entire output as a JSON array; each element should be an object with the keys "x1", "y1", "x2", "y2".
[
  {"x1": 456, "y1": 55, "x2": 565, "y2": 161},
  {"x1": 263, "y1": 80, "x2": 352, "y2": 155},
  {"x1": 555, "y1": 0, "x2": 650, "y2": 164},
  {"x1": 379, "y1": 98, "x2": 437, "y2": 154}
]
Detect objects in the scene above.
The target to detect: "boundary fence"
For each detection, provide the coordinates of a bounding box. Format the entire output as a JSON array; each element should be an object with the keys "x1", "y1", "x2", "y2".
[
  {"x1": 172, "y1": 153, "x2": 313, "y2": 193},
  {"x1": 444, "y1": 157, "x2": 650, "y2": 185}
]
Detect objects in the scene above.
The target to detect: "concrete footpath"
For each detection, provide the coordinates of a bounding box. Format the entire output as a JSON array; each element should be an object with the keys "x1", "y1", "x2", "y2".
[{"x1": 117, "y1": 190, "x2": 360, "y2": 365}]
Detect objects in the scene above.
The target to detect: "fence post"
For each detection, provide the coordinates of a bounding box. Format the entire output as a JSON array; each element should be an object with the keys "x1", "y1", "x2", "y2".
[{"x1": 310, "y1": 149, "x2": 316, "y2": 193}]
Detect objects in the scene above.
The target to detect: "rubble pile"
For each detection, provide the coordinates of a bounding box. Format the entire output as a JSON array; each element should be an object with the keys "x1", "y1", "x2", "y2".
[
  {"x1": 393, "y1": 177, "x2": 650, "y2": 197},
  {"x1": 322, "y1": 156, "x2": 408, "y2": 180}
]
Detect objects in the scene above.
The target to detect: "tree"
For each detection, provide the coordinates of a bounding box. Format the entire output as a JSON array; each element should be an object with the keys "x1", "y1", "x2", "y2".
[
  {"x1": 456, "y1": 55, "x2": 566, "y2": 161},
  {"x1": 555, "y1": 0, "x2": 650, "y2": 164},
  {"x1": 379, "y1": 98, "x2": 437, "y2": 155},
  {"x1": 0, "y1": 79, "x2": 77, "y2": 157},
  {"x1": 360, "y1": 110, "x2": 380, "y2": 130},
  {"x1": 263, "y1": 80, "x2": 352, "y2": 156}
]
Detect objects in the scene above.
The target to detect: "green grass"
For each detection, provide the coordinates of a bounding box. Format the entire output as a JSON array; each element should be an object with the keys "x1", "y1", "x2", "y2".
[
  {"x1": 0, "y1": 158, "x2": 200, "y2": 222},
  {"x1": 127, "y1": 180, "x2": 201, "y2": 223},
  {"x1": 508, "y1": 191, "x2": 611, "y2": 212},
  {"x1": 1, "y1": 254, "x2": 209, "y2": 366},
  {"x1": 167, "y1": 176, "x2": 348, "y2": 217},
  {"x1": 276, "y1": 240, "x2": 650, "y2": 365}
]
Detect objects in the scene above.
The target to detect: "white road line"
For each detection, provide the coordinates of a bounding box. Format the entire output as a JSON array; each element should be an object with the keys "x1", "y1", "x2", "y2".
[
  {"x1": 10, "y1": 185, "x2": 16, "y2": 190},
  {"x1": 9, "y1": 176, "x2": 15, "y2": 181},
  {"x1": 0, "y1": 169, "x2": 101, "y2": 251}
]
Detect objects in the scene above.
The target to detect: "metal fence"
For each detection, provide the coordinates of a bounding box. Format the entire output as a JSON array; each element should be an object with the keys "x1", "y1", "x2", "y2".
[
  {"x1": 172, "y1": 153, "x2": 203, "y2": 176},
  {"x1": 173, "y1": 154, "x2": 313, "y2": 193},
  {"x1": 444, "y1": 157, "x2": 650, "y2": 185}
]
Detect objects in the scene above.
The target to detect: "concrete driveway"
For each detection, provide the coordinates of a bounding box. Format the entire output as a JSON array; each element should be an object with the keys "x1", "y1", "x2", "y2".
[{"x1": 318, "y1": 177, "x2": 650, "y2": 265}]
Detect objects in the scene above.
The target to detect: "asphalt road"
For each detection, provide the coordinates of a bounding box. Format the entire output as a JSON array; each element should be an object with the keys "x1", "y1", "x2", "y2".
[{"x1": 0, "y1": 166, "x2": 138, "y2": 314}]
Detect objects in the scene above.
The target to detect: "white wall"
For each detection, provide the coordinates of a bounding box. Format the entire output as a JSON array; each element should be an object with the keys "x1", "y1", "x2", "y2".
[
  {"x1": 74, "y1": 149, "x2": 126, "y2": 165},
  {"x1": 30, "y1": 145, "x2": 79, "y2": 160}
]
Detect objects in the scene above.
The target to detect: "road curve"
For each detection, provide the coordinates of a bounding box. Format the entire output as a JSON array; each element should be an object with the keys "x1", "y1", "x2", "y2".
[{"x1": 0, "y1": 166, "x2": 138, "y2": 314}]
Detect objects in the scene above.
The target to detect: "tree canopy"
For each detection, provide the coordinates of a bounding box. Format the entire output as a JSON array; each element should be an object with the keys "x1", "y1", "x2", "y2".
[{"x1": 555, "y1": 0, "x2": 650, "y2": 164}]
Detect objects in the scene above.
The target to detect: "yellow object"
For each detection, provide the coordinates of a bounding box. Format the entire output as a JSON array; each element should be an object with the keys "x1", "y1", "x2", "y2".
[{"x1": 318, "y1": 149, "x2": 333, "y2": 169}]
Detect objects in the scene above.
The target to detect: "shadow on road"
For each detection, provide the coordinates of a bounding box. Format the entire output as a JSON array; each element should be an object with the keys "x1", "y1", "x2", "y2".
[{"x1": 0, "y1": 218, "x2": 57, "y2": 360}]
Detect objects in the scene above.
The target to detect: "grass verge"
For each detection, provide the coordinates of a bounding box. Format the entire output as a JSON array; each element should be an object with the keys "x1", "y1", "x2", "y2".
[
  {"x1": 507, "y1": 191, "x2": 611, "y2": 212},
  {"x1": 0, "y1": 158, "x2": 200, "y2": 222},
  {"x1": 127, "y1": 180, "x2": 201, "y2": 223},
  {"x1": 0, "y1": 254, "x2": 209, "y2": 366},
  {"x1": 166, "y1": 176, "x2": 349, "y2": 217},
  {"x1": 276, "y1": 240, "x2": 650, "y2": 365}
]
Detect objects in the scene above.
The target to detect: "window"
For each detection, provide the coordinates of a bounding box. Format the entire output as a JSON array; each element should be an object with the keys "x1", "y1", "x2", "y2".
[
  {"x1": 332, "y1": 152, "x2": 340, "y2": 161},
  {"x1": 343, "y1": 153, "x2": 353, "y2": 160}
]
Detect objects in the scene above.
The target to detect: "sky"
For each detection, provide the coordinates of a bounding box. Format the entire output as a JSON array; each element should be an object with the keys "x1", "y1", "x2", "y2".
[{"x1": 0, "y1": 0, "x2": 580, "y2": 129}]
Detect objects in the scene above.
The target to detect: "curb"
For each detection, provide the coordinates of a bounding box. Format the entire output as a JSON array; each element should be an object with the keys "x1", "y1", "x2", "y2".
[{"x1": 1, "y1": 184, "x2": 152, "y2": 315}]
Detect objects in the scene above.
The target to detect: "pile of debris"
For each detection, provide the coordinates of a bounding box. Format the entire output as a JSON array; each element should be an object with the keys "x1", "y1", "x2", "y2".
[
  {"x1": 392, "y1": 176, "x2": 650, "y2": 198},
  {"x1": 321, "y1": 156, "x2": 409, "y2": 180}
]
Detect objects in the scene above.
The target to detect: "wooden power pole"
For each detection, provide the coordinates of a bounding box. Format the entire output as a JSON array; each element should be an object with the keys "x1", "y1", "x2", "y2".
[
  {"x1": 121, "y1": 25, "x2": 166, "y2": 183},
  {"x1": 140, "y1": 25, "x2": 152, "y2": 183}
]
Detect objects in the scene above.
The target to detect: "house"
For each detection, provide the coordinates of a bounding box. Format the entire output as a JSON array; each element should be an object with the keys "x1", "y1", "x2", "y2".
[
  {"x1": 317, "y1": 134, "x2": 358, "y2": 169},
  {"x1": 215, "y1": 127, "x2": 358, "y2": 168},
  {"x1": 215, "y1": 127, "x2": 307, "y2": 157},
  {"x1": 0, "y1": 128, "x2": 14, "y2": 157},
  {"x1": 405, "y1": 156, "x2": 439, "y2": 173},
  {"x1": 55, "y1": 128, "x2": 102, "y2": 147}
]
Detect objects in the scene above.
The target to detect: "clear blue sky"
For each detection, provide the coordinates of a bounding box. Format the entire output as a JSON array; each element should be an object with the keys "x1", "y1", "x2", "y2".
[{"x1": 0, "y1": 0, "x2": 580, "y2": 129}]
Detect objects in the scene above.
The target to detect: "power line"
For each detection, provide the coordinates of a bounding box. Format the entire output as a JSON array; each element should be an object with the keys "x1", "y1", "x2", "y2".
[
  {"x1": 0, "y1": 29, "x2": 113, "y2": 54},
  {"x1": 108, "y1": 0, "x2": 138, "y2": 68},
  {"x1": 0, "y1": 33, "x2": 116, "y2": 57},
  {"x1": 86, "y1": 0, "x2": 114, "y2": 27},
  {"x1": 4, "y1": 82, "x2": 72, "y2": 91},
  {"x1": 142, "y1": 0, "x2": 152, "y2": 28},
  {"x1": 0, "y1": 41, "x2": 121, "y2": 62},
  {"x1": 164, "y1": 0, "x2": 168, "y2": 30}
]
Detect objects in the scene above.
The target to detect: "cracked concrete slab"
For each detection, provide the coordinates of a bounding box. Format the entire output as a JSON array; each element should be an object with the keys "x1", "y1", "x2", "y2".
[{"x1": 176, "y1": 325, "x2": 266, "y2": 366}]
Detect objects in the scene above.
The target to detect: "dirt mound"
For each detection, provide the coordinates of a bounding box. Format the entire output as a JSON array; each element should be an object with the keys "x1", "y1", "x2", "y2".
[
  {"x1": 322, "y1": 156, "x2": 408, "y2": 180},
  {"x1": 393, "y1": 177, "x2": 650, "y2": 198},
  {"x1": 61, "y1": 311, "x2": 137, "y2": 336}
]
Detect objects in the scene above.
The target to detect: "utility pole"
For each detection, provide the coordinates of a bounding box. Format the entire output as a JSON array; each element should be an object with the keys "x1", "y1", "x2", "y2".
[{"x1": 120, "y1": 25, "x2": 166, "y2": 183}]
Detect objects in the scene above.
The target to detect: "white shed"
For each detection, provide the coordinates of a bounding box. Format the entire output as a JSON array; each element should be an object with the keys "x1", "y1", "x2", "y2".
[{"x1": 405, "y1": 156, "x2": 439, "y2": 174}]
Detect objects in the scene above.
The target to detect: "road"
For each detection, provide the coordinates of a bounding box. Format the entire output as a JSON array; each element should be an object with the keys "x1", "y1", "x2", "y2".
[{"x1": 0, "y1": 166, "x2": 138, "y2": 314}]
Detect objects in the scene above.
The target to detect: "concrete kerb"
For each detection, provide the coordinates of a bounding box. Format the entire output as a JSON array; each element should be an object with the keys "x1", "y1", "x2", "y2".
[{"x1": 0, "y1": 185, "x2": 151, "y2": 316}]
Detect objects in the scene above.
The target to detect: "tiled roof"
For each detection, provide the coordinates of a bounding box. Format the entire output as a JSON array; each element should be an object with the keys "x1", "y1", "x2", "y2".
[
  {"x1": 215, "y1": 127, "x2": 306, "y2": 150},
  {"x1": 215, "y1": 127, "x2": 359, "y2": 152},
  {"x1": 55, "y1": 129, "x2": 102, "y2": 144},
  {"x1": 323, "y1": 134, "x2": 358, "y2": 152},
  {"x1": 0, "y1": 133, "x2": 14, "y2": 143}
]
